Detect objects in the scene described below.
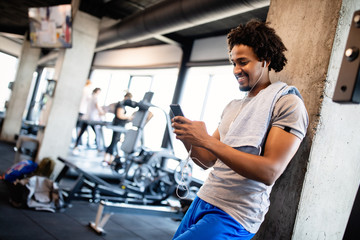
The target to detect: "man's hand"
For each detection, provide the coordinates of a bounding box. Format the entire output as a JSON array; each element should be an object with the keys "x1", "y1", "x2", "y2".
[
  {"x1": 171, "y1": 116, "x2": 211, "y2": 147},
  {"x1": 171, "y1": 116, "x2": 218, "y2": 169}
]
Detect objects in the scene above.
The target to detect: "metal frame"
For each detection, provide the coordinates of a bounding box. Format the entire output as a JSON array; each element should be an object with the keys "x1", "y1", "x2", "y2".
[
  {"x1": 55, "y1": 92, "x2": 194, "y2": 234},
  {"x1": 89, "y1": 200, "x2": 184, "y2": 235}
]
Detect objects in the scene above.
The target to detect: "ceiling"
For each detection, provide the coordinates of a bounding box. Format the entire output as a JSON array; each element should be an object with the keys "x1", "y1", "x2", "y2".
[{"x1": 0, "y1": 0, "x2": 269, "y2": 52}]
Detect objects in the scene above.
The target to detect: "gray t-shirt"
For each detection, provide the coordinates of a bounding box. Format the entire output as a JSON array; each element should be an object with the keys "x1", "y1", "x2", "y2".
[{"x1": 197, "y1": 93, "x2": 308, "y2": 233}]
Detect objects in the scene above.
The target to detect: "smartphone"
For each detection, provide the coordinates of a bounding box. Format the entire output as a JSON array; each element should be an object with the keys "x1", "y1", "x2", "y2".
[{"x1": 170, "y1": 104, "x2": 184, "y2": 117}]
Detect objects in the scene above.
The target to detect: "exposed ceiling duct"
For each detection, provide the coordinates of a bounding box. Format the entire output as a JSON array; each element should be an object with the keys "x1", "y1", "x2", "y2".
[{"x1": 95, "y1": 0, "x2": 270, "y2": 52}]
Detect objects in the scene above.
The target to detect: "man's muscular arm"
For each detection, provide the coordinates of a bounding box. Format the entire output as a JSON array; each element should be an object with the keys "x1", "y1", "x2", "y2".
[{"x1": 172, "y1": 116, "x2": 301, "y2": 185}]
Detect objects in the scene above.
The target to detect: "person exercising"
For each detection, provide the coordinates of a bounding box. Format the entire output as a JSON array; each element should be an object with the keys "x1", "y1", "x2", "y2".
[{"x1": 103, "y1": 92, "x2": 137, "y2": 165}]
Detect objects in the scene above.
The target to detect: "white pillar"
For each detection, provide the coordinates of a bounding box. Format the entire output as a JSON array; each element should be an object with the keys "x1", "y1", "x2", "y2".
[
  {"x1": 0, "y1": 39, "x2": 41, "y2": 142},
  {"x1": 36, "y1": 11, "x2": 100, "y2": 178}
]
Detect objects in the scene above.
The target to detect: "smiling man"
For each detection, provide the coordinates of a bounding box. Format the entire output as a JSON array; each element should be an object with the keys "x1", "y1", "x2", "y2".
[{"x1": 171, "y1": 20, "x2": 309, "y2": 239}]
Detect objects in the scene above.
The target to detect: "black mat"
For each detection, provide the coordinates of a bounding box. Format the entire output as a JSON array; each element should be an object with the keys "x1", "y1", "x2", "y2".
[{"x1": 0, "y1": 141, "x2": 179, "y2": 240}]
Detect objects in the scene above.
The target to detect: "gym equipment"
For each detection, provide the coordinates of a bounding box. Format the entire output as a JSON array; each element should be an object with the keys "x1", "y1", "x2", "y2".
[
  {"x1": 56, "y1": 92, "x2": 195, "y2": 234},
  {"x1": 89, "y1": 200, "x2": 184, "y2": 235},
  {"x1": 14, "y1": 135, "x2": 39, "y2": 163},
  {"x1": 333, "y1": 10, "x2": 360, "y2": 103}
]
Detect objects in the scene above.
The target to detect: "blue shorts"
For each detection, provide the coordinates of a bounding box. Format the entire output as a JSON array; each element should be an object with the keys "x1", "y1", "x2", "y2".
[{"x1": 173, "y1": 196, "x2": 255, "y2": 240}]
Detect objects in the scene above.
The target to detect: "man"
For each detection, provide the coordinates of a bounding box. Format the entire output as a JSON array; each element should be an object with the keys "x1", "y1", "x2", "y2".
[
  {"x1": 171, "y1": 19, "x2": 309, "y2": 239},
  {"x1": 75, "y1": 79, "x2": 92, "y2": 146},
  {"x1": 74, "y1": 88, "x2": 105, "y2": 153},
  {"x1": 103, "y1": 92, "x2": 137, "y2": 165}
]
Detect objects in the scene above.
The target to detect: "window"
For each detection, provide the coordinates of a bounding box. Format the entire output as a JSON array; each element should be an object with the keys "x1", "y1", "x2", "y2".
[
  {"x1": 27, "y1": 68, "x2": 55, "y2": 122},
  {"x1": 176, "y1": 65, "x2": 246, "y2": 180},
  {"x1": 90, "y1": 68, "x2": 178, "y2": 149},
  {"x1": 83, "y1": 66, "x2": 245, "y2": 181},
  {"x1": 0, "y1": 52, "x2": 18, "y2": 112}
]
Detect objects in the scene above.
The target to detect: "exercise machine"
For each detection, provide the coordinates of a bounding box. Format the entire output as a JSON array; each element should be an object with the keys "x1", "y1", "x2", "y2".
[{"x1": 56, "y1": 92, "x2": 196, "y2": 234}]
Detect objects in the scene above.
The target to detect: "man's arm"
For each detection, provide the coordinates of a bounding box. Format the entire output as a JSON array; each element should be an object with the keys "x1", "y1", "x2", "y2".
[
  {"x1": 95, "y1": 99, "x2": 105, "y2": 116},
  {"x1": 172, "y1": 116, "x2": 301, "y2": 185},
  {"x1": 180, "y1": 128, "x2": 220, "y2": 169},
  {"x1": 207, "y1": 126, "x2": 300, "y2": 185},
  {"x1": 116, "y1": 107, "x2": 132, "y2": 121}
]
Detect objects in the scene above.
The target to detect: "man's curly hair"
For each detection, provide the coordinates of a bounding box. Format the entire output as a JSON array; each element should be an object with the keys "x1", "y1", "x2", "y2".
[{"x1": 227, "y1": 19, "x2": 287, "y2": 72}]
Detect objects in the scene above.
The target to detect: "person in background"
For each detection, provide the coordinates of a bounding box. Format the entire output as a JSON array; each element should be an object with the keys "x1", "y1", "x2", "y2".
[
  {"x1": 73, "y1": 87, "x2": 105, "y2": 154},
  {"x1": 75, "y1": 79, "x2": 92, "y2": 147},
  {"x1": 103, "y1": 92, "x2": 137, "y2": 165},
  {"x1": 78, "y1": 79, "x2": 92, "y2": 122},
  {"x1": 171, "y1": 19, "x2": 309, "y2": 239}
]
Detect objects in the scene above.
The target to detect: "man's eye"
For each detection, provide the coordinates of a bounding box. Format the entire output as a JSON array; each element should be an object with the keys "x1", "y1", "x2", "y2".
[{"x1": 231, "y1": 61, "x2": 248, "y2": 67}]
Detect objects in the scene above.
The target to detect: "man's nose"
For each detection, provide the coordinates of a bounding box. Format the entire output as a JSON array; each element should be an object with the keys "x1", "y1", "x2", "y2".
[{"x1": 234, "y1": 66, "x2": 243, "y2": 76}]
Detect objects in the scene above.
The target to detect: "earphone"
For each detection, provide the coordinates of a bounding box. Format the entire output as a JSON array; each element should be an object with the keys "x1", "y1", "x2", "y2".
[
  {"x1": 248, "y1": 60, "x2": 267, "y2": 93},
  {"x1": 176, "y1": 145, "x2": 208, "y2": 199}
]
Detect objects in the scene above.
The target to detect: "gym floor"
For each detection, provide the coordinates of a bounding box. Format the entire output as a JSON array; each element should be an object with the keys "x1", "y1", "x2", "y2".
[{"x1": 0, "y1": 141, "x2": 180, "y2": 240}]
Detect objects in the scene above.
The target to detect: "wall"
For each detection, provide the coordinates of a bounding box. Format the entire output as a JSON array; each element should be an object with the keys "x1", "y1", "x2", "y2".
[
  {"x1": 93, "y1": 44, "x2": 182, "y2": 68},
  {"x1": 255, "y1": 0, "x2": 360, "y2": 239},
  {"x1": 92, "y1": 35, "x2": 231, "y2": 69},
  {"x1": 190, "y1": 35, "x2": 228, "y2": 62},
  {"x1": 0, "y1": 36, "x2": 22, "y2": 57},
  {"x1": 292, "y1": 0, "x2": 360, "y2": 238}
]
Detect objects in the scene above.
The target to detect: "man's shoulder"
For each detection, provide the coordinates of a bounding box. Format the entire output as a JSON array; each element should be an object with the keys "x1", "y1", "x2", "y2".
[
  {"x1": 277, "y1": 93, "x2": 304, "y2": 106},
  {"x1": 272, "y1": 93, "x2": 309, "y2": 139}
]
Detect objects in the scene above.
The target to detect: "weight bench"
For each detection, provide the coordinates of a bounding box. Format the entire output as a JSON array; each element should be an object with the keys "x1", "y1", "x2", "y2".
[
  {"x1": 56, "y1": 155, "x2": 187, "y2": 235},
  {"x1": 55, "y1": 157, "x2": 127, "y2": 203}
]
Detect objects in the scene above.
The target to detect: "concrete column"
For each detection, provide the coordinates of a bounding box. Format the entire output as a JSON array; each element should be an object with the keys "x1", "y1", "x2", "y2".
[
  {"x1": 36, "y1": 11, "x2": 100, "y2": 178},
  {"x1": 254, "y1": 0, "x2": 360, "y2": 239},
  {"x1": 292, "y1": 0, "x2": 360, "y2": 239},
  {"x1": 0, "y1": 39, "x2": 41, "y2": 142}
]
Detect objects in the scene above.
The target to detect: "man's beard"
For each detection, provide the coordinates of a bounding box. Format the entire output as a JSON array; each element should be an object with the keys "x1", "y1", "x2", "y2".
[{"x1": 239, "y1": 85, "x2": 251, "y2": 92}]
